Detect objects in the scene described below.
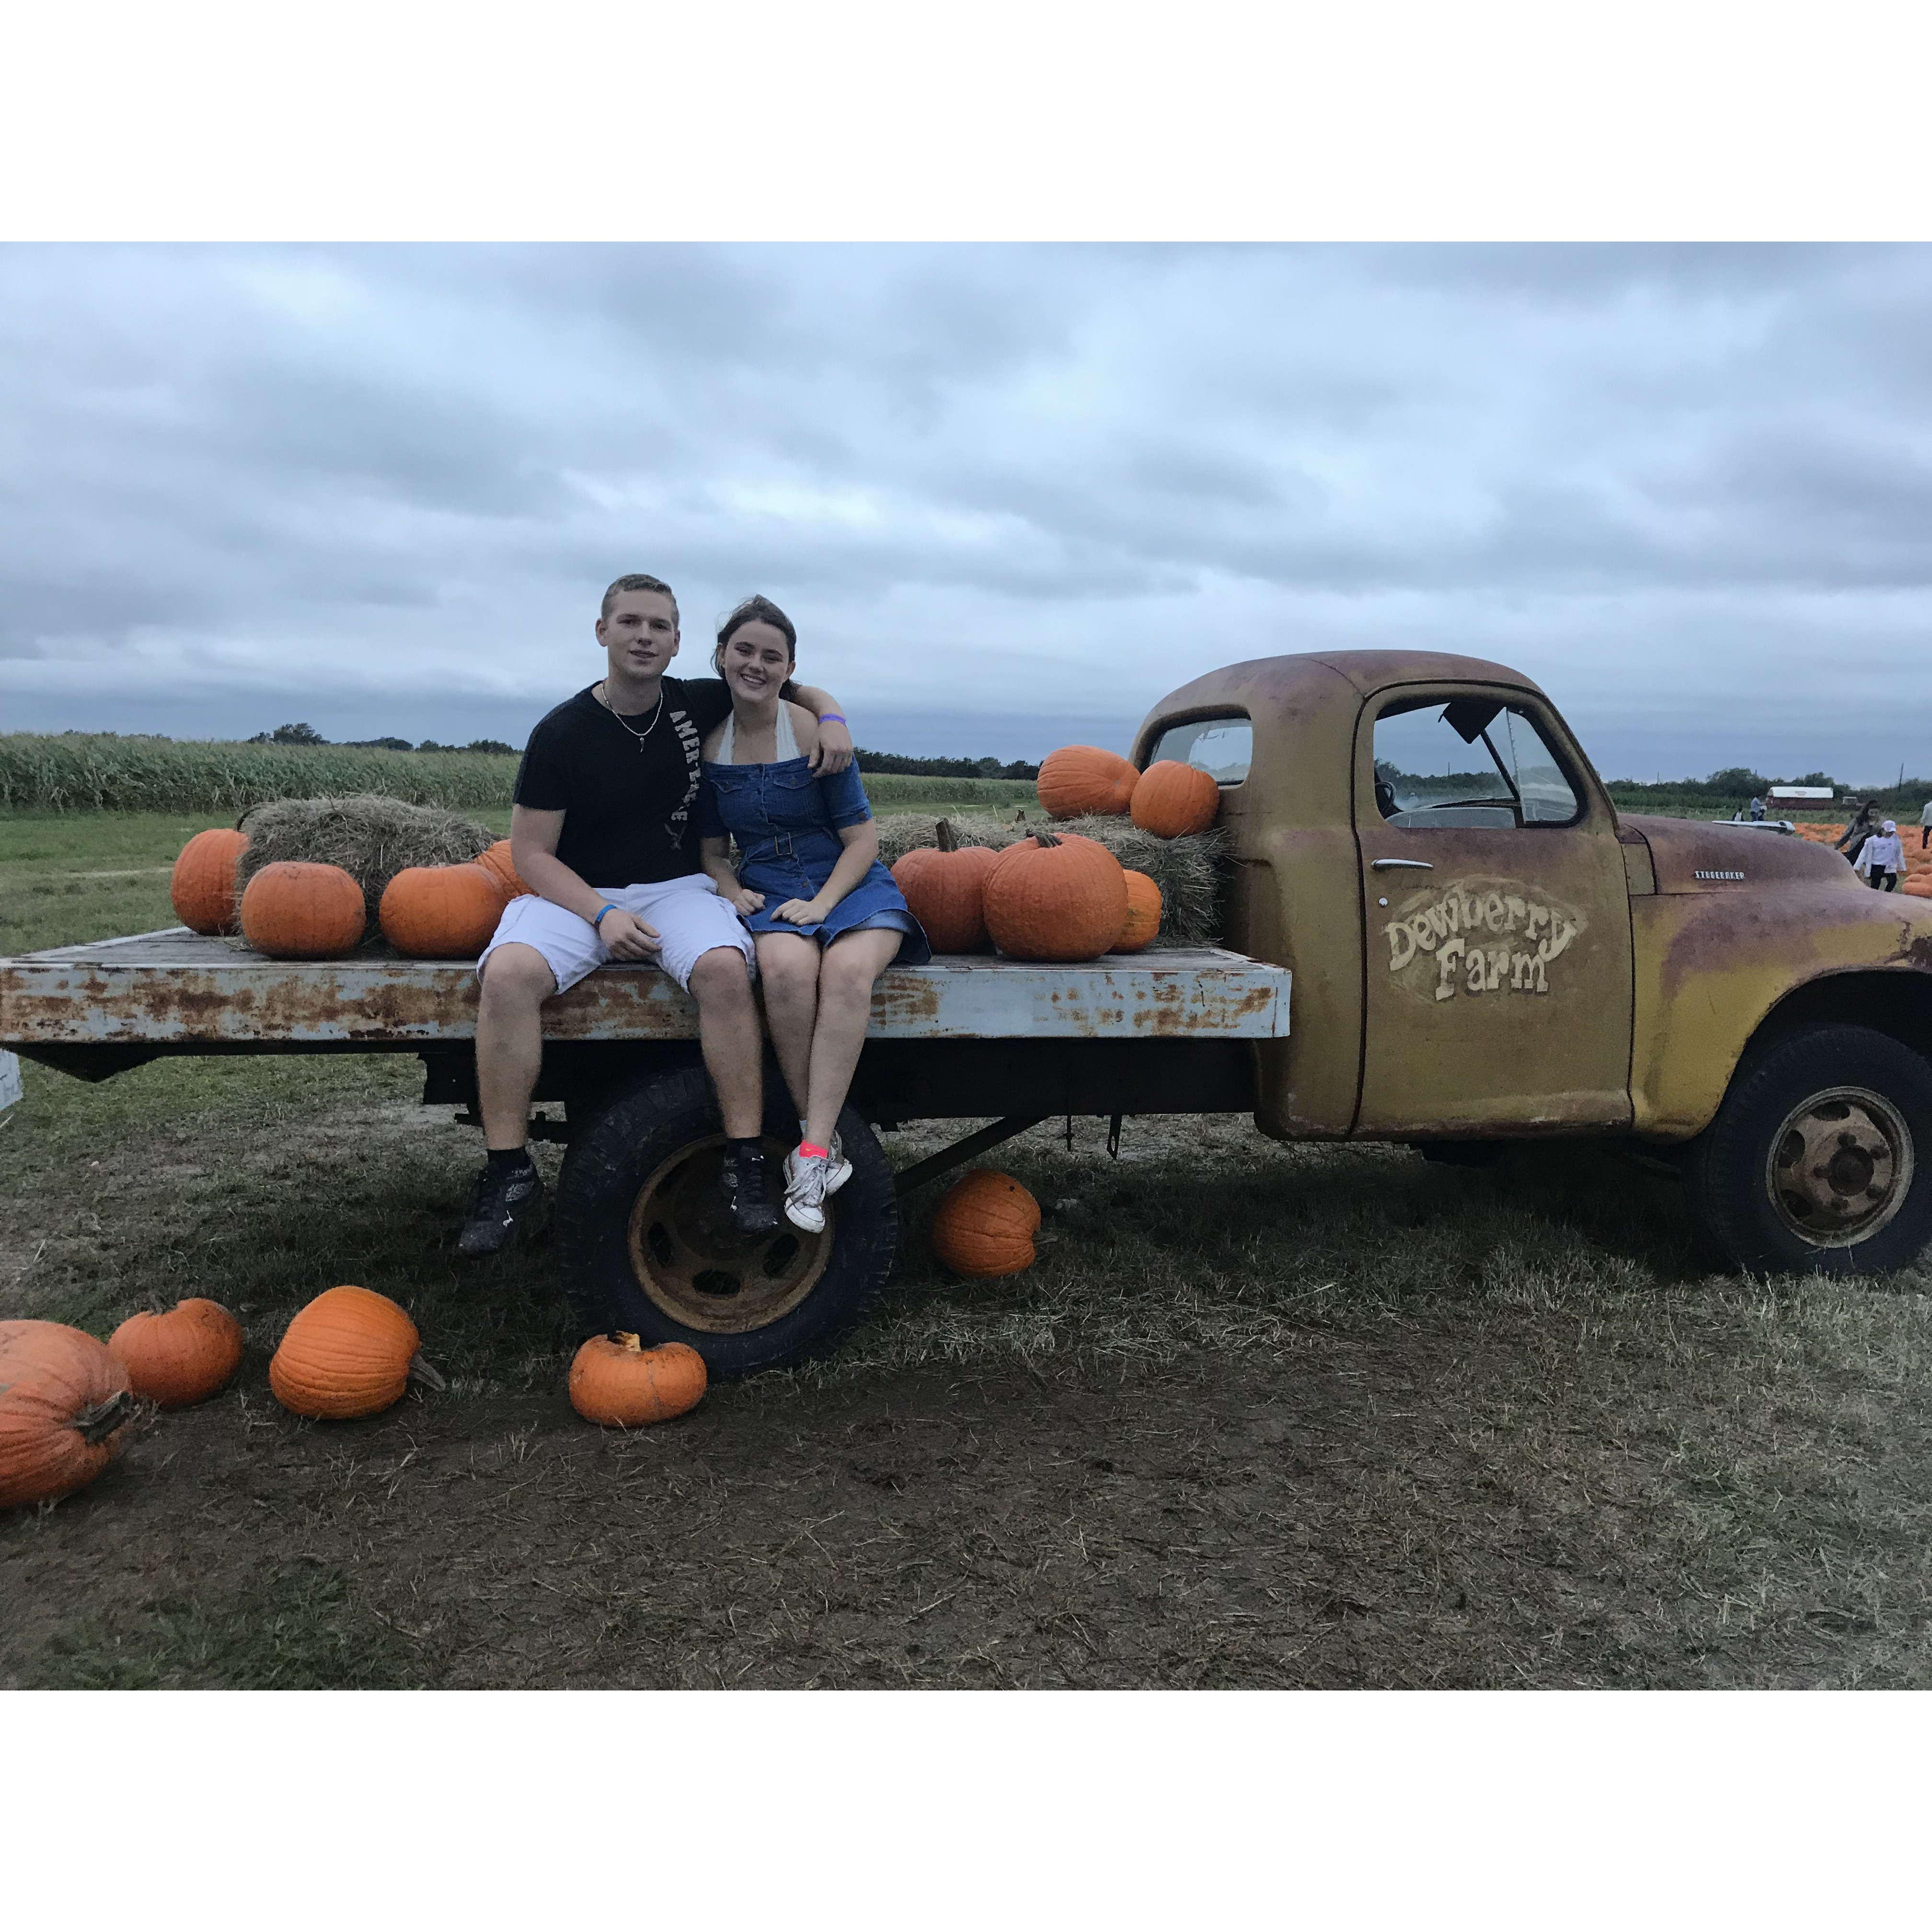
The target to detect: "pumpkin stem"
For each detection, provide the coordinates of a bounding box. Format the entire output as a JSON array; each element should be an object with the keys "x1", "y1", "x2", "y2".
[
  {"x1": 935, "y1": 819, "x2": 959, "y2": 852},
  {"x1": 1031, "y1": 829, "x2": 1062, "y2": 848},
  {"x1": 406, "y1": 1353, "x2": 447, "y2": 1392},
  {"x1": 74, "y1": 1392, "x2": 136, "y2": 1445},
  {"x1": 613, "y1": 1332, "x2": 644, "y2": 1353}
]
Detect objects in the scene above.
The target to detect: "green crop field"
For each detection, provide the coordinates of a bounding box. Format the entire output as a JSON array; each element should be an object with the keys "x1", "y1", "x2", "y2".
[{"x1": 4, "y1": 807, "x2": 1932, "y2": 1689}]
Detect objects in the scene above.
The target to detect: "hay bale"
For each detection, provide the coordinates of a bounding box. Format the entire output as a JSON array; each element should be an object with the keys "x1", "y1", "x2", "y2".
[
  {"x1": 234, "y1": 794, "x2": 496, "y2": 939},
  {"x1": 878, "y1": 811, "x2": 1227, "y2": 945}
]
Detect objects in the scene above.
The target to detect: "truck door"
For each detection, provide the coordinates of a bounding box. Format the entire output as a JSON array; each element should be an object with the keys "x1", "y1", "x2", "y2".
[{"x1": 1353, "y1": 685, "x2": 1633, "y2": 1135}]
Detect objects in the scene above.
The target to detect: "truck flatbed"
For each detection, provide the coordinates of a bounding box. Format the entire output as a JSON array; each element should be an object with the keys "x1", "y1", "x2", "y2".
[{"x1": 0, "y1": 928, "x2": 1290, "y2": 1056}]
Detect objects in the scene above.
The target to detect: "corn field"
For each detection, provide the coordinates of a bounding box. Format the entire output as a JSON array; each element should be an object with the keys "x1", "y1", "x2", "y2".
[{"x1": 0, "y1": 734, "x2": 520, "y2": 814}]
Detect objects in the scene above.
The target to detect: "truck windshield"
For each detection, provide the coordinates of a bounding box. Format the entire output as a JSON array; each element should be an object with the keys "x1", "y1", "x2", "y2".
[
  {"x1": 1150, "y1": 716, "x2": 1252, "y2": 785},
  {"x1": 1372, "y1": 697, "x2": 1579, "y2": 828}
]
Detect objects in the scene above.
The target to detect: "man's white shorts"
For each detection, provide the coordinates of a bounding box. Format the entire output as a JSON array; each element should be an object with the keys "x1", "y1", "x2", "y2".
[{"x1": 477, "y1": 874, "x2": 754, "y2": 995}]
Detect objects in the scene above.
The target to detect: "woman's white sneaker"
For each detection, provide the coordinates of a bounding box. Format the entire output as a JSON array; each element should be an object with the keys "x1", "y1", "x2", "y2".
[{"x1": 783, "y1": 1137, "x2": 854, "y2": 1232}]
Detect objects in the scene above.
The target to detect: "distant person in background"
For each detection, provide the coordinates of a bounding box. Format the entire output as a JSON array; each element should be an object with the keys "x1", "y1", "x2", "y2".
[
  {"x1": 1748, "y1": 795, "x2": 1766, "y2": 821},
  {"x1": 1919, "y1": 796, "x2": 1932, "y2": 850},
  {"x1": 1838, "y1": 799, "x2": 1881, "y2": 867},
  {"x1": 1856, "y1": 820, "x2": 1904, "y2": 891}
]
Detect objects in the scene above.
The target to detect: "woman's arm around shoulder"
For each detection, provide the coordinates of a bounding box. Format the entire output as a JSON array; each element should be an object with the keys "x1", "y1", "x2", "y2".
[{"x1": 785, "y1": 700, "x2": 819, "y2": 762}]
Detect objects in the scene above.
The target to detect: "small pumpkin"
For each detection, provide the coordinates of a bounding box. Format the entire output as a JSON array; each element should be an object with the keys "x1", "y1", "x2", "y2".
[
  {"x1": 170, "y1": 827, "x2": 250, "y2": 934},
  {"x1": 568, "y1": 1333, "x2": 708, "y2": 1427},
  {"x1": 0, "y1": 1320, "x2": 137, "y2": 1510},
  {"x1": 475, "y1": 839, "x2": 533, "y2": 900},
  {"x1": 1110, "y1": 870, "x2": 1163, "y2": 953},
  {"x1": 891, "y1": 820, "x2": 1000, "y2": 953},
  {"x1": 268, "y1": 1285, "x2": 442, "y2": 1420},
  {"x1": 1130, "y1": 760, "x2": 1220, "y2": 838},
  {"x1": 1903, "y1": 873, "x2": 1932, "y2": 898},
  {"x1": 108, "y1": 1298, "x2": 244, "y2": 1408},
  {"x1": 240, "y1": 861, "x2": 367, "y2": 959},
  {"x1": 380, "y1": 862, "x2": 508, "y2": 958},
  {"x1": 983, "y1": 829, "x2": 1130, "y2": 962},
  {"x1": 1037, "y1": 745, "x2": 1138, "y2": 820},
  {"x1": 930, "y1": 1171, "x2": 1041, "y2": 1279}
]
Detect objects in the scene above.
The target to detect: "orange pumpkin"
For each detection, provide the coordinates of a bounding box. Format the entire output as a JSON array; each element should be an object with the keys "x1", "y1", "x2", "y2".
[
  {"x1": 170, "y1": 827, "x2": 250, "y2": 934},
  {"x1": 892, "y1": 820, "x2": 1000, "y2": 953},
  {"x1": 475, "y1": 839, "x2": 533, "y2": 900},
  {"x1": 108, "y1": 1298, "x2": 244, "y2": 1409},
  {"x1": 1037, "y1": 745, "x2": 1138, "y2": 820},
  {"x1": 380, "y1": 862, "x2": 508, "y2": 958},
  {"x1": 1130, "y1": 760, "x2": 1220, "y2": 838},
  {"x1": 983, "y1": 830, "x2": 1129, "y2": 962},
  {"x1": 240, "y1": 861, "x2": 367, "y2": 959},
  {"x1": 1110, "y1": 870, "x2": 1163, "y2": 953},
  {"x1": 1903, "y1": 873, "x2": 1932, "y2": 898},
  {"x1": 0, "y1": 1320, "x2": 137, "y2": 1509},
  {"x1": 930, "y1": 1171, "x2": 1041, "y2": 1278},
  {"x1": 568, "y1": 1334, "x2": 708, "y2": 1427},
  {"x1": 268, "y1": 1285, "x2": 440, "y2": 1420}
]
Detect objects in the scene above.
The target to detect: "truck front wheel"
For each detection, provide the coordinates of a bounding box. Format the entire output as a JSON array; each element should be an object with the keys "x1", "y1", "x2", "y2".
[
  {"x1": 1683, "y1": 1023, "x2": 1932, "y2": 1275},
  {"x1": 553, "y1": 1064, "x2": 899, "y2": 1376}
]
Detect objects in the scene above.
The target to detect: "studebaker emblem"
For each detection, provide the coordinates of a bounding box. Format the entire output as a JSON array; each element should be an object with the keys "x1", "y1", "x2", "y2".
[{"x1": 1382, "y1": 877, "x2": 1584, "y2": 1002}]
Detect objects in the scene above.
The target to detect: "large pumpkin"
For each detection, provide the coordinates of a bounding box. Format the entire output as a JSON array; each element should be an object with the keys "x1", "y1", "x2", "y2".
[
  {"x1": 891, "y1": 820, "x2": 1000, "y2": 953},
  {"x1": 269, "y1": 1285, "x2": 440, "y2": 1420},
  {"x1": 568, "y1": 1334, "x2": 707, "y2": 1427},
  {"x1": 0, "y1": 1320, "x2": 137, "y2": 1509},
  {"x1": 475, "y1": 839, "x2": 533, "y2": 900},
  {"x1": 240, "y1": 861, "x2": 366, "y2": 959},
  {"x1": 983, "y1": 830, "x2": 1129, "y2": 962},
  {"x1": 1130, "y1": 760, "x2": 1220, "y2": 838},
  {"x1": 930, "y1": 1171, "x2": 1041, "y2": 1279},
  {"x1": 1037, "y1": 745, "x2": 1138, "y2": 820},
  {"x1": 170, "y1": 827, "x2": 250, "y2": 934},
  {"x1": 1110, "y1": 870, "x2": 1163, "y2": 953},
  {"x1": 380, "y1": 863, "x2": 508, "y2": 958},
  {"x1": 108, "y1": 1298, "x2": 244, "y2": 1409}
]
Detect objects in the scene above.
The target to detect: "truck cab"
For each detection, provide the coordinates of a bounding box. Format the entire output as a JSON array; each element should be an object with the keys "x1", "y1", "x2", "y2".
[{"x1": 1138, "y1": 651, "x2": 1932, "y2": 1275}]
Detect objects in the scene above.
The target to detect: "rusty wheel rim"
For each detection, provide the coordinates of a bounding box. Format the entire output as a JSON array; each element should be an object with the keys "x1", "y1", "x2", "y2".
[
  {"x1": 1766, "y1": 1085, "x2": 1914, "y2": 1249},
  {"x1": 625, "y1": 1133, "x2": 832, "y2": 1334}
]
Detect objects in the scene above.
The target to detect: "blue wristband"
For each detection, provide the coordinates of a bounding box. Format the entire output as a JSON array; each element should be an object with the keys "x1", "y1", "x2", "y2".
[
  {"x1": 591, "y1": 902, "x2": 620, "y2": 931},
  {"x1": 819, "y1": 713, "x2": 847, "y2": 725}
]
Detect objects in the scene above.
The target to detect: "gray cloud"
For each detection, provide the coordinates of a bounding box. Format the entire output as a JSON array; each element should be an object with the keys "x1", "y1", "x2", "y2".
[{"x1": 4, "y1": 243, "x2": 1932, "y2": 779}]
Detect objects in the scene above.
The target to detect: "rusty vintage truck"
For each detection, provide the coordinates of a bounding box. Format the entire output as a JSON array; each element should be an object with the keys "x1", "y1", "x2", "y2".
[{"x1": 6, "y1": 647, "x2": 1932, "y2": 1373}]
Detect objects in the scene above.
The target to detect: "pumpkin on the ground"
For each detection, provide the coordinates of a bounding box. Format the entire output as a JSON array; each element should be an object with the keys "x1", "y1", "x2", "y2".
[
  {"x1": 0, "y1": 1321, "x2": 137, "y2": 1509},
  {"x1": 240, "y1": 861, "x2": 366, "y2": 959},
  {"x1": 892, "y1": 820, "x2": 1000, "y2": 953},
  {"x1": 380, "y1": 862, "x2": 508, "y2": 958},
  {"x1": 984, "y1": 830, "x2": 1129, "y2": 962},
  {"x1": 930, "y1": 1171, "x2": 1041, "y2": 1279},
  {"x1": 1110, "y1": 870, "x2": 1163, "y2": 953},
  {"x1": 171, "y1": 827, "x2": 250, "y2": 934},
  {"x1": 1130, "y1": 760, "x2": 1220, "y2": 838},
  {"x1": 568, "y1": 1334, "x2": 707, "y2": 1426},
  {"x1": 269, "y1": 1285, "x2": 441, "y2": 1420},
  {"x1": 475, "y1": 839, "x2": 533, "y2": 900},
  {"x1": 108, "y1": 1298, "x2": 244, "y2": 1408},
  {"x1": 1037, "y1": 745, "x2": 1138, "y2": 820}
]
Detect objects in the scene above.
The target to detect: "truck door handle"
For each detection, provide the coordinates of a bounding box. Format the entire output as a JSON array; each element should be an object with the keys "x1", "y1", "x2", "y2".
[{"x1": 1372, "y1": 858, "x2": 1435, "y2": 870}]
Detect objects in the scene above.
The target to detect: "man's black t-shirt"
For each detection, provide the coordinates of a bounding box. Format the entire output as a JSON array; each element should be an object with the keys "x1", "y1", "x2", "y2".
[{"x1": 513, "y1": 677, "x2": 735, "y2": 886}]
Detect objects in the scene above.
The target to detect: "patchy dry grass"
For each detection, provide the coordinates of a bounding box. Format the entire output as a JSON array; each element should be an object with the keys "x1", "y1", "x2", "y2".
[{"x1": 7, "y1": 812, "x2": 1932, "y2": 1687}]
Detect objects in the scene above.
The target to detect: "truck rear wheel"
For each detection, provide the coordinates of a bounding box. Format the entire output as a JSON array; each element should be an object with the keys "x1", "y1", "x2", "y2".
[
  {"x1": 553, "y1": 1064, "x2": 898, "y2": 1377},
  {"x1": 1683, "y1": 1023, "x2": 1932, "y2": 1275}
]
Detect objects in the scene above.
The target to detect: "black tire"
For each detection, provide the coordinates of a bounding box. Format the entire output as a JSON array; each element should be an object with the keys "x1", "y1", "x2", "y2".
[
  {"x1": 552, "y1": 1063, "x2": 898, "y2": 1376},
  {"x1": 1682, "y1": 1023, "x2": 1932, "y2": 1275}
]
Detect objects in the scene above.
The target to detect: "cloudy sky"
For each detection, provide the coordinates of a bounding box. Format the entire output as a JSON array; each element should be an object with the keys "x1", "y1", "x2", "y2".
[{"x1": 4, "y1": 242, "x2": 1931, "y2": 781}]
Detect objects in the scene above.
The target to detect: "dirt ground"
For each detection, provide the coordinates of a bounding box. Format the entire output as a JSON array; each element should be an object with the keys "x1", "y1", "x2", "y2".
[{"x1": 7, "y1": 1054, "x2": 1932, "y2": 1689}]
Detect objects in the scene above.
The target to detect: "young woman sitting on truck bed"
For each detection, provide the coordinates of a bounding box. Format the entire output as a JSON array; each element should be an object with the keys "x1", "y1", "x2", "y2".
[{"x1": 698, "y1": 596, "x2": 930, "y2": 1234}]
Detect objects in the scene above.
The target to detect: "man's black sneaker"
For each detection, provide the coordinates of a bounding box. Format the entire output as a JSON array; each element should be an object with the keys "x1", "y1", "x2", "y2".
[
  {"x1": 718, "y1": 1143, "x2": 783, "y2": 1238},
  {"x1": 458, "y1": 1158, "x2": 545, "y2": 1258}
]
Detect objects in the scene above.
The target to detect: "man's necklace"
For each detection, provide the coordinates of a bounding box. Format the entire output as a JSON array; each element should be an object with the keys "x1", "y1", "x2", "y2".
[{"x1": 596, "y1": 680, "x2": 665, "y2": 751}]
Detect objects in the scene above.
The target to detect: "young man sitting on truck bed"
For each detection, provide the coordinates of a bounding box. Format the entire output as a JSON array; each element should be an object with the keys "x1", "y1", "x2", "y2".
[{"x1": 458, "y1": 572, "x2": 856, "y2": 1258}]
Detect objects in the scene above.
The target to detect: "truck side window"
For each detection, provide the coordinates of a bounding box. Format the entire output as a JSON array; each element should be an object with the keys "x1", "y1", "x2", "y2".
[
  {"x1": 1150, "y1": 716, "x2": 1251, "y2": 786},
  {"x1": 1372, "y1": 698, "x2": 1579, "y2": 828}
]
